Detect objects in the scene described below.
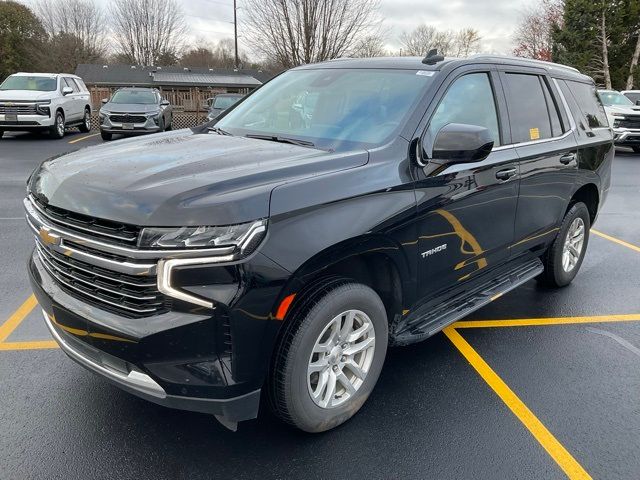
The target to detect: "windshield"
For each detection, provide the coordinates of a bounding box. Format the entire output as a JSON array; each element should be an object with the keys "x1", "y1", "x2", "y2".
[
  {"x1": 216, "y1": 68, "x2": 434, "y2": 150},
  {"x1": 0, "y1": 75, "x2": 57, "y2": 92},
  {"x1": 110, "y1": 90, "x2": 157, "y2": 104},
  {"x1": 213, "y1": 95, "x2": 242, "y2": 110},
  {"x1": 598, "y1": 91, "x2": 634, "y2": 106}
]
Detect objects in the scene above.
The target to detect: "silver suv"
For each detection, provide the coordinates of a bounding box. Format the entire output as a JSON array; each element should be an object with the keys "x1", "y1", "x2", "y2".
[{"x1": 0, "y1": 72, "x2": 92, "y2": 139}]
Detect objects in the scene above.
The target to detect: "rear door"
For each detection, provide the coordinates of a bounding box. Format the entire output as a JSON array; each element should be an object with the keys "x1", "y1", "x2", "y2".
[
  {"x1": 413, "y1": 66, "x2": 520, "y2": 299},
  {"x1": 499, "y1": 68, "x2": 579, "y2": 257}
]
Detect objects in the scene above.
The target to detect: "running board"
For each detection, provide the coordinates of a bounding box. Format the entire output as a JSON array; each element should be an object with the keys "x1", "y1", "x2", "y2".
[{"x1": 392, "y1": 258, "x2": 544, "y2": 346}]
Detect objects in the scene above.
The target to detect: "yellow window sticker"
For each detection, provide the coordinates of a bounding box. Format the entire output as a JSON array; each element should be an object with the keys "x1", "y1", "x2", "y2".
[{"x1": 529, "y1": 128, "x2": 540, "y2": 140}]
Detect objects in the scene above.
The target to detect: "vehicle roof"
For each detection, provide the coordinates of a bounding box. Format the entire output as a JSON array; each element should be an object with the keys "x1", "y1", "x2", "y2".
[
  {"x1": 598, "y1": 89, "x2": 620, "y2": 93},
  {"x1": 114, "y1": 86, "x2": 158, "y2": 91},
  {"x1": 215, "y1": 93, "x2": 244, "y2": 97},
  {"x1": 294, "y1": 55, "x2": 589, "y2": 81},
  {"x1": 13, "y1": 72, "x2": 79, "y2": 78},
  {"x1": 621, "y1": 90, "x2": 640, "y2": 93}
]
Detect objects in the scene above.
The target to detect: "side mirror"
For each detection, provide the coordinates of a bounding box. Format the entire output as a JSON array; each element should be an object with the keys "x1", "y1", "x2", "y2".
[
  {"x1": 636, "y1": 100, "x2": 640, "y2": 106},
  {"x1": 161, "y1": 99, "x2": 170, "y2": 106},
  {"x1": 62, "y1": 86, "x2": 73, "y2": 96},
  {"x1": 101, "y1": 98, "x2": 108, "y2": 105},
  {"x1": 432, "y1": 123, "x2": 494, "y2": 164}
]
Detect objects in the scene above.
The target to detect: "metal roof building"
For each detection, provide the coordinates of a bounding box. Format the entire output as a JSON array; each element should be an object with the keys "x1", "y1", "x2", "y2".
[{"x1": 75, "y1": 64, "x2": 272, "y2": 90}]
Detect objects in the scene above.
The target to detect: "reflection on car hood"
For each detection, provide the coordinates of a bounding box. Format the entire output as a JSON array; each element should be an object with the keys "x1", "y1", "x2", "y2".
[{"x1": 29, "y1": 129, "x2": 368, "y2": 226}]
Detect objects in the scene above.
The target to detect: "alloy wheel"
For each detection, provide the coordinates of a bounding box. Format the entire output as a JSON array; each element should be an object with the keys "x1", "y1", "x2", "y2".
[
  {"x1": 562, "y1": 217, "x2": 585, "y2": 272},
  {"x1": 307, "y1": 309, "x2": 376, "y2": 409}
]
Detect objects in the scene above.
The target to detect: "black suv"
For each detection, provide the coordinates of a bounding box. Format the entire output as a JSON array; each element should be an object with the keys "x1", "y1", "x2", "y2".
[{"x1": 26, "y1": 55, "x2": 613, "y2": 432}]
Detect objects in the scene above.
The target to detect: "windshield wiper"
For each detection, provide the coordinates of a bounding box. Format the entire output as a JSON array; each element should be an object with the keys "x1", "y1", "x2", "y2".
[
  {"x1": 208, "y1": 126, "x2": 233, "y2": 136},
  {"x1": 245, "y1": 133, "x2": 315, "y2": 148}
]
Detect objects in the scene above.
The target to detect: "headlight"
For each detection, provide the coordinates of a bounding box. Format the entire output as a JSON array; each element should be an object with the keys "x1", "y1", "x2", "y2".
[
  {"x1": 139, "y1": 219, "x2": 267, "y2": 254},
  {"x1": 147, "y1": 110, "x2": 161, "y2": 117},
  {"x1": 611, "y1": 113, "x2": 625, "y2": 117},
  {"x1": 36, "y1": 101, "x2": 51, "y2": 116}
]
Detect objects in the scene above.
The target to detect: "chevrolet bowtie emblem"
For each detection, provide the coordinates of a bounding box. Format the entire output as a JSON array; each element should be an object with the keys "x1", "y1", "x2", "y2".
[
  {"x1": 5, "y1": 102, "x2": 14, "y2": 107},
  {"x1": 39, "y1": 226, "x2": 61, "y2": 247}
]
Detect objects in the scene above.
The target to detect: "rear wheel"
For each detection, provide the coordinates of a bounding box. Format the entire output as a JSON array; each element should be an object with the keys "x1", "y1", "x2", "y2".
[
  {"x1": 49, "y1": 111, "x2": 65, "y2": 139},
  {"x1": 100, "y1": 130, "x2": 112, "y2": 141},
  {"x1": 538, "y1": 202, "x2": 590, "y2": 287},
  {"x1": 78, "y1": 109, "x2": 91, "y2": 133},
  {"x1": 269, "y1": 280, "x2": 388, "y2": 432}
]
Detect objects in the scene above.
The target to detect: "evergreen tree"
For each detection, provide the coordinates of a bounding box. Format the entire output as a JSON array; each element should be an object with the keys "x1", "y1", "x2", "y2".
[{"x1": 0, "y1": 1, "x2": 47, "y2": 81}]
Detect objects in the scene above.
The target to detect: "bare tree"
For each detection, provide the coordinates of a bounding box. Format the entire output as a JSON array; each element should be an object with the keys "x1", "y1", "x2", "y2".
[
  {"x1": 352, "y1": 34, "x2": 387, "y2": 58},
  {"x1": 627, "y1": 33, "x2": 640, "y2": 89},
  {"x1": 111, "y1": 0, "x2": 186, "y2": 65},
  {"x1": 598, "y1": 8, "x2": 612, "y2": 90},
  {"x1": 400, "y1": 25, "x2": 478, "y2": 57},
  {"x1": 453, "y1": 28, "x2": 482, "y2": 57},
  {"x1": 512, "y1": 0, "x2": 563, "y2": 61},
  {"x1": 34, "y1": 0, "x2": 107, "y2": 69},
  {"x1": 242, "y1": 0, "x2": 381, "y2": 68}
]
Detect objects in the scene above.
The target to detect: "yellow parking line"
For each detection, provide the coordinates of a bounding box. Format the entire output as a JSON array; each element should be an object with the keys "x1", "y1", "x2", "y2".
[
  {"x1": 592, "y1": 229, "x2": 640, "y2": 254},
  {"x1": 0, "y1": 340, "x2": 58, "y2": 351},
  {"x1": 68, "y1": 133, "x2": 99, "y2": 144},
  {"x1": 444, "y1": 326, "x2": 592, "y2": 479},
  {"x1": 0, "y1": 294, "x2": 38, "y2": 343},
  {"x1": 455, "y1": 313, "x2": 640, "y2": 329}
]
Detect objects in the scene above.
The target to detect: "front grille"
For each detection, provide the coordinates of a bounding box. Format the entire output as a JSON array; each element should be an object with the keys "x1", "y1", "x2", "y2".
[
  {"x1": 0, "y1": 103, "x2": 37, "y2": 114},
  {"x1": 109, "y1": 114, "x2": 147, "y2": 123},
  {"x1": 618, "y1": 116, "x2": 640, "y2": 129},
  {"x1": 31, "y1": 196, "x2": 139, "y2": 246},
  {"x1": 35, "y1": 241, "x2": 168, "y2": 318}
]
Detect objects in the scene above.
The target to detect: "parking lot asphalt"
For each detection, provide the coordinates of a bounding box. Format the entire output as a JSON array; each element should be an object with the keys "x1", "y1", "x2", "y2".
[{"x1": 1, "y1": 131, "x2": 639, "y2": 480}]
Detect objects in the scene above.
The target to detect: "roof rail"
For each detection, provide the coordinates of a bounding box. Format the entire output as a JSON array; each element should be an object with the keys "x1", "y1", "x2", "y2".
[{"x1": 469, "y1": 54, "x2": 581, "y2": 74}]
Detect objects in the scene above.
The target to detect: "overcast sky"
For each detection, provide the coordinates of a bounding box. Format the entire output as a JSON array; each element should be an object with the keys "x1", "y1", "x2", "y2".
[
  {"x1": 184, "y1": 0, "x2": 529, "y2": 56},
  {"x1": 20, "y1": 0, "x2": 529, "y2": 57}
]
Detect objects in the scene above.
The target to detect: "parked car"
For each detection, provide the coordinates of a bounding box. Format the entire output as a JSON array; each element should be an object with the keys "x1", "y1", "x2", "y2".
[
  {"x1": 99, "y1": 87, "x2": 173, "y2": 141},
  {"x1": 206, "y1": 93, "x2": 244, "y2": 121},
  {"x1": 598, "y1": 89, "x2": 640, "y2": 152},
  {"x1": 621, "y1": 89, "x2": 640, "y2": 105},
  {"x1": 0, "y1": 72, "x2": 91, "y2": 139},
  {"x1": 26, "y1": 54, "x2": 612, "y2": 433}
]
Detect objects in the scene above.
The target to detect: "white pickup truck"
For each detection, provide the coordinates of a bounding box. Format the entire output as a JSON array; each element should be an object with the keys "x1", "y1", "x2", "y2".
[
  {"x1": 0, "y1": 72, "x2": 92, "y2": 139},
  {"x1": 598, "y1": 89, "x2": 640, "y2": 152}
]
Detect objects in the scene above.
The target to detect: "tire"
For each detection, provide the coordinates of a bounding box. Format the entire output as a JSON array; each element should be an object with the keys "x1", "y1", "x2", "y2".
[
  {"x1": 49, "y1": 111, "x2": 65, "y2": 139},
  {"x1": 632, "y1": 146, "x2": 640, "y2": 154},
  {"x1": 269, "y1": 280, "x2": 388, "y2": 432},
  {"x1": 0, "y1": 130, "x2": 4, "y2": 139},
  {"x1": 158, "y1": 116, "x2": 165, "y2": 132},
  {"x1": 79, "y1": 109, "x2": 91, "y2": 133},
  {"x1": 165, "y1": 116, "x2": 173, "y2": 131},
  {"x1": 100, "y1": 131, "x2": 112, "y2": 141},
  {"x1": 538, "y1": 202, "x2": 590, "y2": 288}
]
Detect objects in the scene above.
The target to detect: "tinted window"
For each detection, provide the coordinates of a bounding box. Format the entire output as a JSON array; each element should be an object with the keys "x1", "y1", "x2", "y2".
[
  {"x1": 541, "y1": 80, "x2": 564, "y2": 136},
  {"x1": 503, "y1": 73, "x2": 554, "y2": 143},
  {"x1": 0, "y1": 75, "x2": 57, "y2": 91},
  {"x1": 427, "y1": 72, "x2": 501, "y2": 146},
  {"x1": 624, "y1": 92, "x2": 640, "y2": 104},
  {"x1": 566, "y1": 81, "x2": 608, "y2": 128},
  {"x1": 63, "y1": 78, "x2": 78, "y2": 93}
]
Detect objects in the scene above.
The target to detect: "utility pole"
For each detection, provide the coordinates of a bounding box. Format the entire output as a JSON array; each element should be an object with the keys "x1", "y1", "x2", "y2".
[{"x1": 233, "y1": 0, "x2": 239, "y2": 69}]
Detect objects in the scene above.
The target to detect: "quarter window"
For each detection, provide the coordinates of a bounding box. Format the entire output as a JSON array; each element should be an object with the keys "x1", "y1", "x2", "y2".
[
  {"x1": 503, "y1": 73, "x2": 558, "y2": 143},
  {"x1": 563, "y1": 80, "x2": 608, "y2": 129},
  {"x1": 427, "y1": 72, "x2": 501, "y2": 147}
]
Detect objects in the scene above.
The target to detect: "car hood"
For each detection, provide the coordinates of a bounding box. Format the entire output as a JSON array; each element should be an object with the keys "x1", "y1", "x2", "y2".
[
  {"x1": 29, "y1": 129, "x2": 368, "y2": 226},
  {"x1": 605, "y1": 105, "x2": 640, "y2": 114},
  {"x1": 0, "y1": 90, "x2": 56, "y2": 102},
  {"x1": 101, "y1": 103, "x2": 161, "y2": 114}
]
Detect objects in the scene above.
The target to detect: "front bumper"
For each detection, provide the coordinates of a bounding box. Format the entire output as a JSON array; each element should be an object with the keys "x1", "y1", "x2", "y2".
[
  {"x1": 42, "y1": 307, "x2": 260, "y2": 421},
  {"x1": 100, "y1": 114, "x2": 161, "y2": 134},
  {"x1": 613, "y1": 129, "x2": 640, "y2": 146},
  {"x1": 29, "y1": 255, "x2": 262, "y2": 423},
  {"x1": 0, "y1": 113, "x2": 53, "y2": 130}
]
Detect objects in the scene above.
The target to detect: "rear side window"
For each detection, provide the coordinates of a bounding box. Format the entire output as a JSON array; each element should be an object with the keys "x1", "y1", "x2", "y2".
[
  {"x1": 427, "y1": 72, "x2": 501, "y2": 146},
  {"x1": 503, "y1": 73, "x2": 560, "y2": 143},
  {"x1": 563, "y1": 80, "x2": 608, "y2": 128}
]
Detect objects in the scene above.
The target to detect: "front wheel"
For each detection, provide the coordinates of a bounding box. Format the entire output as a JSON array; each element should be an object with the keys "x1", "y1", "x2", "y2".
[
  {"x1": 269, "y1": 281, "x2": 388, "y2": 432},
  {"x1": 49, "y1": 111, "x2": 65, "y2": 139},
  {"x1": 79, "y1": 109, "x2": 91, "y2": 132},
  {"x1": 538, "y1": 202, "x2": 590, "y2": 287},
  {"x1": 0, "y1": 129, "x2": 4, "y2": 139},
  {"x1": 632, "y1": 146, "x2": 640, "y2": 154},
  {"x1": 100, "y1": 130, "x2": 112, "y2": 141}
]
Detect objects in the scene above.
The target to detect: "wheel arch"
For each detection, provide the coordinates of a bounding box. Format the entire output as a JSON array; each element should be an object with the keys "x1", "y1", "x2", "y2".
[{"x1": 569, "y1": 183, "x2": 599, "y2": 224}]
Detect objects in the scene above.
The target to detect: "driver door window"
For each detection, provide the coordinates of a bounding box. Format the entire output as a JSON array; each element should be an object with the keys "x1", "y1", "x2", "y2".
[{"x1": 427, "y1": 72, "x2": 501, "y2": 148}]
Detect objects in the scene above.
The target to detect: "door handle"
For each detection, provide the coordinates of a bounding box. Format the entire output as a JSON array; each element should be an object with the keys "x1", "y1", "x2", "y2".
[
  {"x1": 560, "y1": 152, "x2": 576, "y2": 165},
  {"x1": 495, "y1": 168, "x2": 517, "y2": 180}
]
